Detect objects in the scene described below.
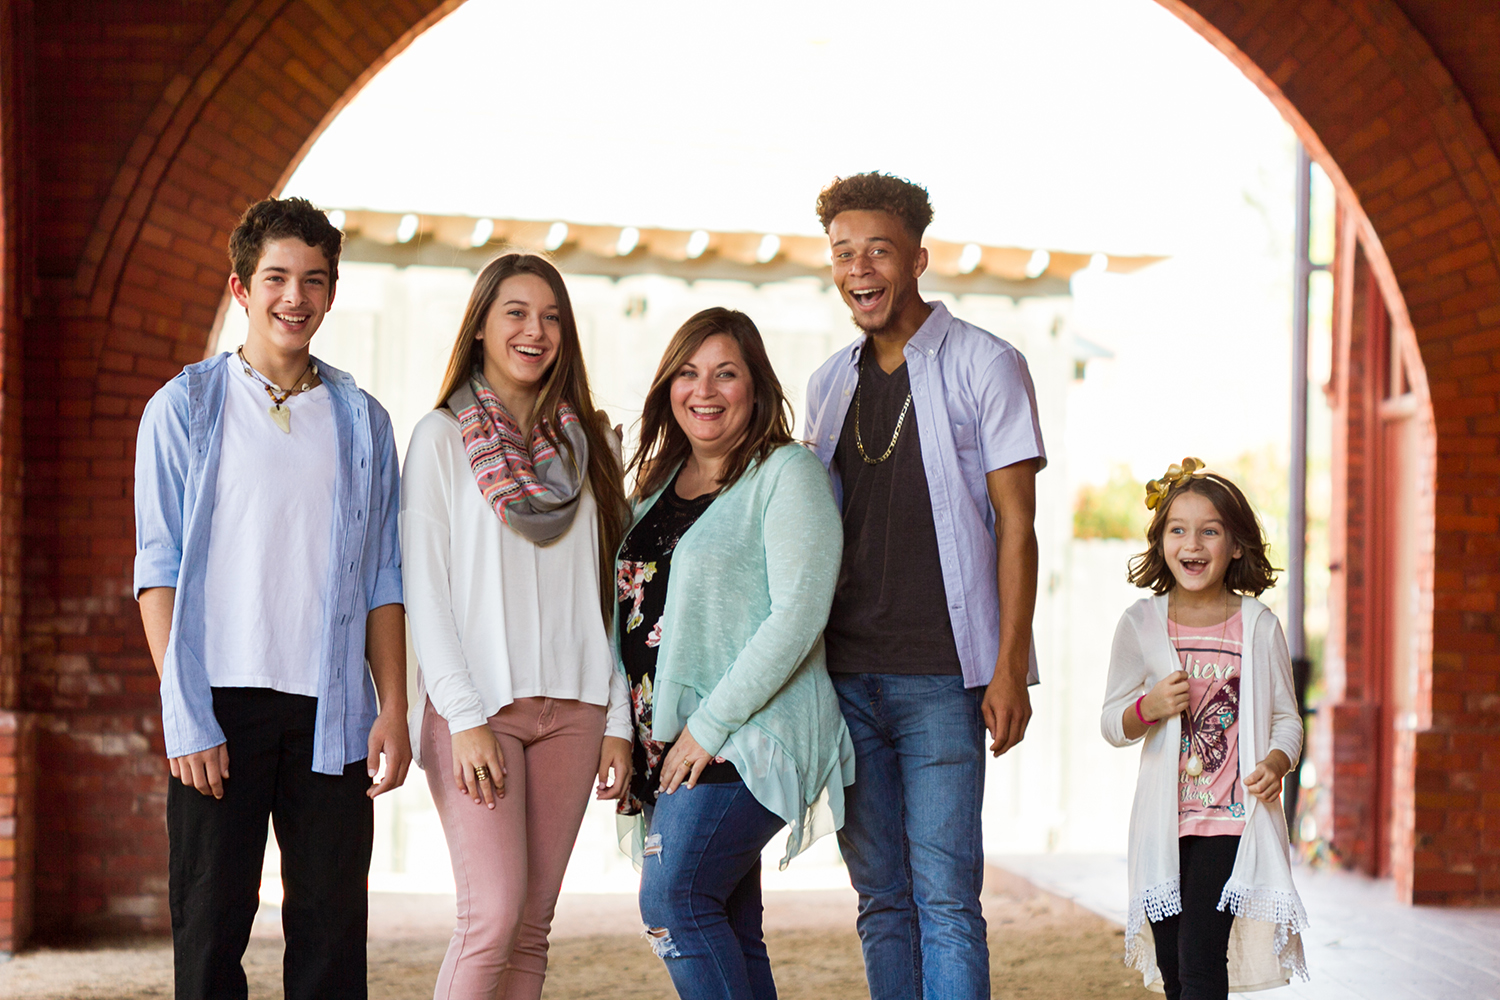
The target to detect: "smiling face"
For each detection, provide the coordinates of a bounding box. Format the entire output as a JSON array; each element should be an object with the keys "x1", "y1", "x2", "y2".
[
  {"x1": 829, "y1": 209, "x2": 930, "y2": 338},
  {"x1": 1162, "y1": 490, "x2": 1244, "y2": 596},
  {"x1": 476, "y1": 272, "x2": 562, "y2": 402},
  {"x1": 228, "y1": 238, "x2": 335, "y2": 358},
  {"x1": 669, "y1": 333, "x2": 753, "y2": 460}
]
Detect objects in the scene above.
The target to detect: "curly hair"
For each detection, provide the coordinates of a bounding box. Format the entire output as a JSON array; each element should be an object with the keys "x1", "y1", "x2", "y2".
[
  {"x1": 228, "y1": 197, "x2": 344, "y2": 290},
  {"x1": 815, "y1": 173, "x2": 934, "y2": 241},
  {"x1": 1126, "y1": 475, "x2": 1279, "y2": 596}
]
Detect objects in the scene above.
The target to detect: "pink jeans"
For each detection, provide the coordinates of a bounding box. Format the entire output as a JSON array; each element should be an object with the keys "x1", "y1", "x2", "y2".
[{"x1": 423, "y1": 697, "x2": 605, "y2": 1000}]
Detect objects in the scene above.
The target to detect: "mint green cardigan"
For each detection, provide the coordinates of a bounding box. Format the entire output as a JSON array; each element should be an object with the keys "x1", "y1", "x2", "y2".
[{"x1": 616, "y1": 443, "x2": 856, "y2": 866}]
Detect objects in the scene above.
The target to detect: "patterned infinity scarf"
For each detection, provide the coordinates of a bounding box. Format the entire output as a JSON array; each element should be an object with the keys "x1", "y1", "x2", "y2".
[{"x1": 447, "y1": 371, "x2": 589, "y2": 543}]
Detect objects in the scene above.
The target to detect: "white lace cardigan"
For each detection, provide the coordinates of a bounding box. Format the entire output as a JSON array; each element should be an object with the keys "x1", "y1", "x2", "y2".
[{"x1": 1101, "y1": 593, "x2": 1309, "y2": 992}]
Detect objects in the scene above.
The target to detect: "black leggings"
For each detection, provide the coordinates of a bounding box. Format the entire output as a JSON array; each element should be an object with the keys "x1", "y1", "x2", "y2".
[{"x1": 1149, "y1": 835, "x2": 1240, "y2": 1000}]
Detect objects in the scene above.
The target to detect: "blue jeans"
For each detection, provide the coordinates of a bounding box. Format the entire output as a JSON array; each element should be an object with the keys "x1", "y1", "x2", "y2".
[
  {"x1": 833, "y1": 673, "x2": 989, "y2": 1000},
  {"x1": 638, "y1": 780, "x2": 788, "y2": 1000}
]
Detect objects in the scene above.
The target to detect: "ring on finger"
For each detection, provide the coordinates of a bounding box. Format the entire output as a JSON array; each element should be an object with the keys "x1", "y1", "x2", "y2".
[{"x1": 474, "y1": 765, "x2": 491, "y2": 782}]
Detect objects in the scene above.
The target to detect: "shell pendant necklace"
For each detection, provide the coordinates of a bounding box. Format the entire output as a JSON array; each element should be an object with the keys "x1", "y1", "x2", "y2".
[
  {"x1": 237, "y1": 346, "x2": 316, "y2": 434},
  {"x1": 1170, "y1": 588, "x2": 1231, "y2": 778}
]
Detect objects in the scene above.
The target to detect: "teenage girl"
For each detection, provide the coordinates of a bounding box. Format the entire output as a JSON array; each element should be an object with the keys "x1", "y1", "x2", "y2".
[
  {"x1": 1100, "y1": 459, "x2": 1308, "y2": 999},
  {"x1": 402, "y1": 253, "x2": 633, "y2": 1000}
]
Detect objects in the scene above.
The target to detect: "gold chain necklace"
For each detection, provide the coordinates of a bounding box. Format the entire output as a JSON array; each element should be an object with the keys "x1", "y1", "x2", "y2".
[
  {"x1": 238, "y1": 346, "x2": 317, "y2": 434},
  {"x1": 853, "y1": 351, "x2": 912, "y2": 465},
  {"x1": 1168, "y1": 588, "x2": 1231, "y2": 777}
]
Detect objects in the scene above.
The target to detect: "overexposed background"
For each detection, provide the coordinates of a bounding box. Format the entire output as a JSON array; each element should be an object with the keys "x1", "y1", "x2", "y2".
[{"x1": 217, "y1": 0, "x2": 1334, "y2": 900}]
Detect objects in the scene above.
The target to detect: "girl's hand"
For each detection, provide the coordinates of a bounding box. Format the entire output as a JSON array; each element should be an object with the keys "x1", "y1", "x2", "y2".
[
  {"x1": 658, "y1": 725, "x2": 714, "y2": 795},
  {"x1": 1244, "y1": 749, "x2": 1292, "y2": 804},
  {"x1": 1142, "y1": 670, "x2": 1190, "y2": 723},
  {"x1": 451, "y1": 724, "x2": 506, "y2": 809},
  {"x1": 596, "y1": 736, "x2": 633, "y2": 800}
]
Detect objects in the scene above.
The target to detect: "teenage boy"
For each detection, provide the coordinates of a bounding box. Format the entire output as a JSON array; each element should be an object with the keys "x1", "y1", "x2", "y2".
[
  {"x1": 804, "y1": 173, "x2": 1046, "y2": 1000},
  {"x1": 134, "y1": 197, "x2": 410, "y2": 1000}
]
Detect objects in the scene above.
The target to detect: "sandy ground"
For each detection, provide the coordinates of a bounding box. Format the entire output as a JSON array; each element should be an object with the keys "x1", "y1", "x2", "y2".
[{"x1": 0, "y1": 869, "x2": 1152, "y2": 999}]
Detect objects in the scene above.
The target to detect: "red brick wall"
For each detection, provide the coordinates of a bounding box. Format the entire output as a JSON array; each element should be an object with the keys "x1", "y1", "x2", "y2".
[
  {"x1": 5, "y1": 0, "x2": 1500, "y2": 944},
  {"x1": 1165, "y1": 0, "x2": 1500, "y2": 903},
  {"x1": 12, "y1": 0, "x2": 462, "y2": 941}
]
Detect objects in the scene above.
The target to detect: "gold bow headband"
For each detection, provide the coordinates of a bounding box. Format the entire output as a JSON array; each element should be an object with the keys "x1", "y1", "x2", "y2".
[{"x1": 1144, "y1": 457, "x2": 1208, "y2": 510}]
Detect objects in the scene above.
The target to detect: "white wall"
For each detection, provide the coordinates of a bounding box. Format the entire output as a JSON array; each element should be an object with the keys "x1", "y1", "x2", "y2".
[{"x1": 219, "y1": 262, "x2": 1114, "y2": 892}]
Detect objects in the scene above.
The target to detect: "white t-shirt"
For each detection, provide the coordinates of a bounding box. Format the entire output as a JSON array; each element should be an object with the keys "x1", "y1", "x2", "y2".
[{"x1": 202, "y1": 367, "x2": 337, "y2": 695}]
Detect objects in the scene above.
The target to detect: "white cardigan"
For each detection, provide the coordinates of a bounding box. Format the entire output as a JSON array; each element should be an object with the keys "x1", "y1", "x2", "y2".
[
  {"x1": 1101, "y1": 594, "x2": 1309, "y2": 992},
  {"x1": 401, "y1": 409, "x2": 631, "y2": 766}
]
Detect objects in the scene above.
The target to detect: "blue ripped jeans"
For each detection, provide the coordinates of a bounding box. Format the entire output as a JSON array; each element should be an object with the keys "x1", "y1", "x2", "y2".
[
  {"x1": 638, "y1": 780, "x2": 788, "y2": 1000},
  {"x1": 833, "y1": 673, "x2": 990, "y2": 1000}
]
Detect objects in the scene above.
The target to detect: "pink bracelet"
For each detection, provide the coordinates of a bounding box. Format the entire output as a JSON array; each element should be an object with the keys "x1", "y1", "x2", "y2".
[{"x1": 1134, "y1": 695, "x2": 1157, "y2": 726}]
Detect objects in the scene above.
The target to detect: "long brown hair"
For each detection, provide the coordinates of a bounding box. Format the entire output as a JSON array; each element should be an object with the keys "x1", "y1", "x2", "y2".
[
  {"x1": 1126, "y1": 474, "x2": 1279, "y2": 596},
  {"x1": 628, "y1": 307, "x2": 793, "y2": 499},
  {"x1": 434, "y1": 252, "x2": 629, "y2": 619}
]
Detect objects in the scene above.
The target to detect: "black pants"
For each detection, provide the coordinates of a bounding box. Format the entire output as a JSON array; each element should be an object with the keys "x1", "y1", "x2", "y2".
[
  {"x1": 1149, "y1": 834, "x2": 1241, "y2": 1000},
  {"x1": 167, "y1": 687, "x2": 373, "y2": 1000}
]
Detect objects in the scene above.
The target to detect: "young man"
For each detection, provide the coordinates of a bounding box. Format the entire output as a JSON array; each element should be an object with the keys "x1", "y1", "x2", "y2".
[
  {"x1": 134, "y1": 197, "x2": 410, "y2": 1000},
  {"x1": 804, "y1": 173, "x2": 1046, "y2": 999}
]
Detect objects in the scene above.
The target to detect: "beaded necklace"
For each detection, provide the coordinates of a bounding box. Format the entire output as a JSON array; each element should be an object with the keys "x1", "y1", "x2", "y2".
[{"x1": 237, "y1": 346, "x2": 317, "y2": 434}]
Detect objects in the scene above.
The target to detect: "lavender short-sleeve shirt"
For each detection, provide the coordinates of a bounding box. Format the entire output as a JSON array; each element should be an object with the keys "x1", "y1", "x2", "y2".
[{"x1": 804, "y1": 301, "x2": 1046, "y2": 688}]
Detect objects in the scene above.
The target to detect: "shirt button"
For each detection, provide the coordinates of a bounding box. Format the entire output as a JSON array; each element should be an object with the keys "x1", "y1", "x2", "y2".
[
  {"x1": 828, "y1": 435, "x2": 835, "y2": 442},
  {"x1": 927, "y1": 349, "x2": 934, "y2": 356}
]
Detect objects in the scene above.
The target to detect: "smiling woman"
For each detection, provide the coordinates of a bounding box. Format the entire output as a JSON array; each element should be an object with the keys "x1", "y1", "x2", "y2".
[
  {"x1": 398, "y1": 252, "x2": 636, "y2": 1000},
  {"x1": 616, "y1": 306, "x2": 855, "y2": 999}
]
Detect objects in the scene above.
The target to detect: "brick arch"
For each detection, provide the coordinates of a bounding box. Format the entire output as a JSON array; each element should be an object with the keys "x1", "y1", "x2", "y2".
[
  {"x1": 12, "y1": 0, "x2": 1500, "y2": 943},
  {"x1": 22, "y1": 0, "x2": 463, "y2": 939},
  {"x1": 1165, "y1": 0, "x2": 1498, "y2": 905}
]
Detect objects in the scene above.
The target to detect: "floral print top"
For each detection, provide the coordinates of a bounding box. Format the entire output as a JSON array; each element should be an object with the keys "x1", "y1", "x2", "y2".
[{"x1": 616, "y1": 473, "x2": 737, "y2": 814}]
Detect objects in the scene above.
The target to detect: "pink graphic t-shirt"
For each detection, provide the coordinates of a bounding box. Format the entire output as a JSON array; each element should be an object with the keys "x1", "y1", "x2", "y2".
[{"x1": 1170, "y1": 611, "x2": 1246, "y2": 837}]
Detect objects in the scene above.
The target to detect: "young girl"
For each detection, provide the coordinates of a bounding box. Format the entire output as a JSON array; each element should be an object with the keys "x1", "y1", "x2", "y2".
[{"x1": 1101, "y1": 458, "x2": 1308, "y2": 999}]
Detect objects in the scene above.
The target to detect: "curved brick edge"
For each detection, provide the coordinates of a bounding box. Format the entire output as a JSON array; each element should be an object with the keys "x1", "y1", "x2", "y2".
[
  {"x1": 1164, "y1": 0, "x2": 1500, "y2": 904},
  {"x1": 23, "y1": 0, "x2": 462, "y2": 939},
  {"x1": 19, "y1": 0, "x2": 1500, "y2": 941}
]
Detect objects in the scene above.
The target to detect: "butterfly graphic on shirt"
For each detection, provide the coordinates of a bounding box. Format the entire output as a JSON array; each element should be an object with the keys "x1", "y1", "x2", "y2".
[{"x1": 1179, "y1": 676, "x2": 1240, "y2": 777}]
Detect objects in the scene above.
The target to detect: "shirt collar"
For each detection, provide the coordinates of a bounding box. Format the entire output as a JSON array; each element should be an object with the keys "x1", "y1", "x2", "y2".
[{"x1": 844, "y1": 299, "x2": 954, "y2": 367}]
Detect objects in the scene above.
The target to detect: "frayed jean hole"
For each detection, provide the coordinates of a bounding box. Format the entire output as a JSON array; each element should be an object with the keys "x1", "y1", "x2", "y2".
[
  {"x1": 643, "y1": 925, "x2": 680, "y2": 959},
  {"x1": 643, "y1": 833, "x2": 663, "y2": 858}
]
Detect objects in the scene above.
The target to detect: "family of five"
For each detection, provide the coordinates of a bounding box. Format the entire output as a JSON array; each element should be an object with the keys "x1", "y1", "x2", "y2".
[{"x1": 135, "y1": 173, "x2": 1306, "y2": 1000}]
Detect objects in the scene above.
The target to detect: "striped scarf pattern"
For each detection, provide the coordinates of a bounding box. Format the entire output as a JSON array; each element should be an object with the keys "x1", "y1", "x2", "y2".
[{"x1": 448, "y1": 372, "x2": 589, "y2": 543}]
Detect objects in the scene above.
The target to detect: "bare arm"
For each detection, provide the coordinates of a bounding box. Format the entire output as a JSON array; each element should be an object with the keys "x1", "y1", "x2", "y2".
[
  {"x1": 139, "y1": 586, "x2": 230, "y2": 797},
  {"x1": 139, "y1": 586, "x2": 175, "y2": 679},
  {"x1": 982, "y1": 459, "x2": 1040, "y2": 757},
  {"x1": 365, "y1": 602, "x2": 412, "y2": 798}
]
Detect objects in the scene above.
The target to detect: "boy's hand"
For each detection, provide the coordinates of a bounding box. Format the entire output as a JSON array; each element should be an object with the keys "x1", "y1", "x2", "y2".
[
  {"x1": 1142, "y1": 670, "x2": 1190, "y2": 723},
  {"x1": 367, "y1": 707, "x2": 412, "y2": 798},
  {"x1": 170, "y1": 743, "x2": 230, "y2": 798},
  {"x1": 1244, "y1": 749, "x2": 1292, "y2": 804}
]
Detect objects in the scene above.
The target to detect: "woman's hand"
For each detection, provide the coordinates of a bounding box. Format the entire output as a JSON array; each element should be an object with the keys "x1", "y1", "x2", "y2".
[
  {"x1": 1143, "y1": 670, "x2": 1190, "y2": 723},
  {"x1": 451, "y1": 724, "x2": 506, "y2": 809},
  {"x1": 1244, "y1": 749, "x2": 1292, "y2": 805},
  {"x1": 596, "y1": 736, "x2": 633, "y2": 800},
  {"x1": 658, "y1": 725, "x2": 715, "y2": 795}
]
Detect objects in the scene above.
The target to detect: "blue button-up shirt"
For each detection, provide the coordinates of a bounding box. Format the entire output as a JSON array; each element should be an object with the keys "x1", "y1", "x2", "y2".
[
  {"x1": 134, "y1": 352, "x2": 403, "y2": 774},
  {"x1": 804, "y1": 301, "x2": 1046, "y2": 689}
]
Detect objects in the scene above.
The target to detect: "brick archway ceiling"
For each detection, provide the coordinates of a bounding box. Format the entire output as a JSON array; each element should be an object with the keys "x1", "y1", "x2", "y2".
[
  {"x1": 24, "y1": 0, "x2": 1500, "y2": 932},
  {"x1": 58, "y1": 0, "x2": 1500, "y2": 703}
]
